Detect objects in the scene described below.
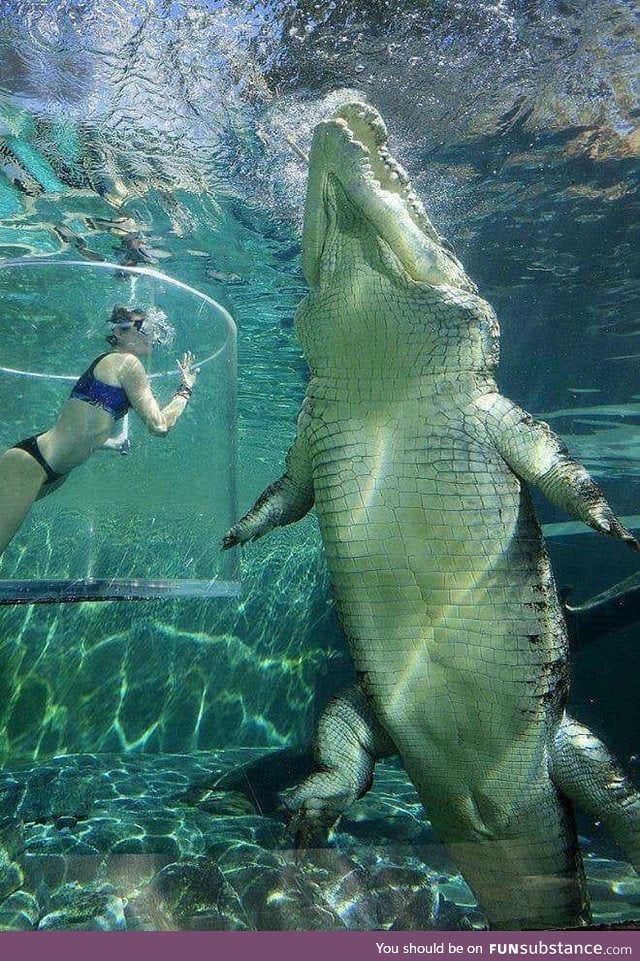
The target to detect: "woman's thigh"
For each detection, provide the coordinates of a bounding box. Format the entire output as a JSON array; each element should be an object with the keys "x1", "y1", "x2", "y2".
[{"x1": 0, "y1": 448, "x2": 46, "y2": 552}]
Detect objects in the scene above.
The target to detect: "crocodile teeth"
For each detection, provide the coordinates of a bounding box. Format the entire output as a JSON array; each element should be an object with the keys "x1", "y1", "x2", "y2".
[
  {"x1": 336, "y1": 103, "x2": 387, "y2": 147},
  {"x1": 380, "y1": 159, "x2": 407, "y2": 181}
]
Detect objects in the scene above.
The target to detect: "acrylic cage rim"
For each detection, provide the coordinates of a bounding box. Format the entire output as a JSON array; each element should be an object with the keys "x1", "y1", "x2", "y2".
[
  {"x1": 0, "y1": 257, "x2": 241, "y2": 604},
  {"x1": 0, "y1": 256, "x2": 238, "y2": 383}
]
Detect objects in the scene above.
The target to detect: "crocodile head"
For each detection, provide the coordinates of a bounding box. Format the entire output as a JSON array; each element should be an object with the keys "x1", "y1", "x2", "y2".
[{"x1": 301, "y1": 100, "x2": 476, "y2": 294}]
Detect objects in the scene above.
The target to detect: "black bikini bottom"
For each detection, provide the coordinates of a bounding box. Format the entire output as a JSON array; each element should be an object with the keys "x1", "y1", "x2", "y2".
[{"x1": 13, "y1": 435, "x2": 64, "y2": 485}]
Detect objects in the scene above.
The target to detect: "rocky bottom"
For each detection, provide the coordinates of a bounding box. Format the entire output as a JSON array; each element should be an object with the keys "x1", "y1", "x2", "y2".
[{"x1": 0, "y1": 750, "x2": 638, "y2": 931}]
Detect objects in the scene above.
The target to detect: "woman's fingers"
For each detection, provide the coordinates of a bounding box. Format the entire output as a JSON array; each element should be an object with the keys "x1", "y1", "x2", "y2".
[{"x1": 176, "y1": 351, "x2": 199, "y2": 387}]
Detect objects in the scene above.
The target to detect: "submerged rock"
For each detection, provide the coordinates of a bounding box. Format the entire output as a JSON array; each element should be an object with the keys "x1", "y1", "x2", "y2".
[
  {"x1": 0, "y1": 846, "x2": 23, "y2": 900},
  {"x1": 211, "y1": 843, "x2": 346, "y2": 929},
  {"x1": 0, "y1": 764, "x2": 99, "y2": 824},
  {"x1": 0, "y1": 890, "x2": 39, "y2": 930},
  {"x1": 0, "y1": 751, "x2": 636, "y2": 930},
  {"x1": 37, "y1": 883, "x2": 126, "y2": 931},
  {"x1": 150, "y1": 858, "x2": 245, "y2": 930}
]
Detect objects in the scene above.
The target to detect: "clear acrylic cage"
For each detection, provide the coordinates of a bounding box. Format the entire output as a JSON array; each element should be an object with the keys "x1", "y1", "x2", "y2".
[{"x1": 0, "y1": 259, "x2": 239, "y2": 603}]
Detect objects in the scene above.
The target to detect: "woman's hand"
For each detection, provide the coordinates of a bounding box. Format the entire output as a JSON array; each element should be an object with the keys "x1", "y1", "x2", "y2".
[{"x1": 177, "y1": 351, "x2": 200, "y2": 390}]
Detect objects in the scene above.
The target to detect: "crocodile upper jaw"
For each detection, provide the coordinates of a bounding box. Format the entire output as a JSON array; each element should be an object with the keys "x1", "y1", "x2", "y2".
[{"x1": 301, "y1": 100, "x2": 474, "y2": 293}]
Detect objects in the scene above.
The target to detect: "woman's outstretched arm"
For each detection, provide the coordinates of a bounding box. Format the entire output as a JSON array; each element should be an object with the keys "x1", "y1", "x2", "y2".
[{"x1": 118, "y1": 351, "x2": 198, "y2": 436}]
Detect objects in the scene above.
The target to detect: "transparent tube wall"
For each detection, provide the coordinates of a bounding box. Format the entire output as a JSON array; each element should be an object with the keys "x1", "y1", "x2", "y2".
[{"x1": 0, "y1": 259, "x2": 239, "y2": 602}]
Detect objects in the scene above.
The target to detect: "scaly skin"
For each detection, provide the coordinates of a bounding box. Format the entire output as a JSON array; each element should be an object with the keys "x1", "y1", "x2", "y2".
[{"x1": 223, "y1": 101, "x2": 640, "y2": 929}]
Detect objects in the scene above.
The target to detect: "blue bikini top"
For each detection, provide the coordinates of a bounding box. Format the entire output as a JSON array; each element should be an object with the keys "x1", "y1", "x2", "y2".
[{"x1": 70, "y1": 353, "x2": 131, "y2": 420}]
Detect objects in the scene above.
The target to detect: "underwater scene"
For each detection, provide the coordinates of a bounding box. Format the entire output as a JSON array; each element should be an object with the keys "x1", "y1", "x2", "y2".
[{"x1": 0, "y1": 0, "x2": 639, "y2": 933}]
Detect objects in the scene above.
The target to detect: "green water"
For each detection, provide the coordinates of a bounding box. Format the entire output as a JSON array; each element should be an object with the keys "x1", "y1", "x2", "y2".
[{"x1": 0, "y1": 0, "x2": 638, "y2": 933}]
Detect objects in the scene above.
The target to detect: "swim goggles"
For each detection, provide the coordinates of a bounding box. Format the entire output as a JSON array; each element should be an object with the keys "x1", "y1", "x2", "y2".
[{"x1": 111, "y1": 307, "x2": 176, "y2": 347}]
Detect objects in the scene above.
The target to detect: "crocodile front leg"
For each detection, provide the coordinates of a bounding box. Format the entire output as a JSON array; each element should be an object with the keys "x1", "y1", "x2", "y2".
[
  {"x1": 283, "y1": 683, "x2": 395, "y2": 846},
  {"x1": 223, "y1": 403, "x2": 314, "y2": 547},
  {"x1": 479, "y1": 393, "x2": 639, "y2": 548}
]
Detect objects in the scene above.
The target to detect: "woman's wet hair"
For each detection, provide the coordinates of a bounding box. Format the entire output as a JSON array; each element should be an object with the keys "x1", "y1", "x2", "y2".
[
  {"x1": 106, "y1": 305, "x2": 148, "y2": 344},
  {"x1": 110, "y1": 305, "x2": 147, "y2": 325}
]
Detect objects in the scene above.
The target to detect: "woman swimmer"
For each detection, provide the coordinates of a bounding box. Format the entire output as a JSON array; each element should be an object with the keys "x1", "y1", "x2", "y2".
[{"x1": 0, "y1": 305, "x2": 199, "y2": 555}]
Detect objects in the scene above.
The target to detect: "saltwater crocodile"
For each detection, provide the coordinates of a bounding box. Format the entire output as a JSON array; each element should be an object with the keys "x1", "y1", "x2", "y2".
[{"x1": 223, "y1": 101, "x2": 640, "y2": 929}]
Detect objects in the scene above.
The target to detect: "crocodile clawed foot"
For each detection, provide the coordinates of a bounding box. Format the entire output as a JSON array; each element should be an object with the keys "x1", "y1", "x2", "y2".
[
  {"x1": 281, "y1": 775, "x2": 354, "y2": 850},
  {"x1": 606, "y1": 520, "x2": 639, "y2": 551},
  {"x1": 221, "y1": 521, "x2": 260, "y2": 550},
  {"x1": 285, "y1": 806, "x2": 336, "y2": 851},
  {"x1": 221, "y1": 528, "x2": 242, "y2": 550}
]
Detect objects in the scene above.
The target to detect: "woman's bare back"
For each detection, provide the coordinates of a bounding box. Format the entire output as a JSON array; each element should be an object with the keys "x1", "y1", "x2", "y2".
[{"x1": 39, "y1": 353, "x2": 131, "y2": 473}]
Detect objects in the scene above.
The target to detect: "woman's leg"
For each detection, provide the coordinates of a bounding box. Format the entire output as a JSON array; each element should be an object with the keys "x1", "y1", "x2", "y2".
[{"x1": 0, "y1": 448, "x2": 46, "y2": 554}]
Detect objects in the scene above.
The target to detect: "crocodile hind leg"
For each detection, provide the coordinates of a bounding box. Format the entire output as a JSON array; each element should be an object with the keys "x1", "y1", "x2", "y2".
[
  {"x1": 551, "y1": 714, "x2": 640, "y2": 870},
  {"x1": 287, "y1": 696, "x2": 592, "y2": 927},
  {"x1": 284, "y1": 683, "x2": 394, "y2": 846}
]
